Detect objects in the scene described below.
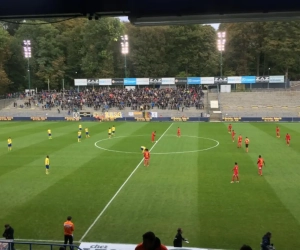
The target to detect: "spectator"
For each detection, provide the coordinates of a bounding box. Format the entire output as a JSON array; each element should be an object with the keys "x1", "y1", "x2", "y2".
[
  {"x1": 135, "y1": 231, "x2": 167, "y2": 250},
  {"x1": 240, "y1": 245, "x2": 252, "y2": 250},
  {"x1": 173, "y1": 228, "x2": 188, "y2": 247},
  {"x1": 64, "y1": 216, "x2": 74, "y2": 250},
  {"x1": 2, "y1": 224, "x2": 15, "y2": 250},
  {"x1": 261, "y1": 232, "x2": 274, "y2": 250}
]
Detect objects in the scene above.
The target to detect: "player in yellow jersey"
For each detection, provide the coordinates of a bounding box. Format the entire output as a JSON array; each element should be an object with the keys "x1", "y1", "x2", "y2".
[
  {"x1": 85, "y1": 128, "x2": 90, "y2": 138},
  {"x1": 45, "y1": 155, "x2": 50, "y2": 175},
  {"x1": 78, "y1": 131, "x2": 82, "y2": 142},
  {"x1": 112, "y1": 125, "x2": 116, "y2": 136},
  {"x1": 140, "y1": 146, "x2": 146, "y2": 153},
  {"x1": 48, "y1": 129, "x2": 52, "y2": 139},
  {"x1": 108, "y1": 127, "x2": 112, "y2": 138},
  {"x1": 79, "y1": 124, "x2": 82, "y2": 131},
  {"x1": 7, "y1": 137, "x2": 12, "y2": 151}
]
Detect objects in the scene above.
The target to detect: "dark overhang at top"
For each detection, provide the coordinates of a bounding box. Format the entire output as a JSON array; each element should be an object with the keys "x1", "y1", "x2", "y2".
[{"x1": 1, "y1": 0, "x2": 300, "y2": 25}]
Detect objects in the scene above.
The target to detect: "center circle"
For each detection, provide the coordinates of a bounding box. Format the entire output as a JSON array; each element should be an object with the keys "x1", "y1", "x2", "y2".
[{"x1": 94, "y1": 135, "x2": 219, "y2": 154}]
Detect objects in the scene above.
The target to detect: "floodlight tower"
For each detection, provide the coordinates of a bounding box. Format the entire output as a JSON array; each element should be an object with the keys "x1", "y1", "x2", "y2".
[
  {"x1": 217, "y1": 32, "x2": 226, "y2": 77},
  {"x1": 121, "y1": 35, "x2": 129, "y2": 78},
  {"x1": 23, "y1": 40, "x2": 32, "y2": 91}
]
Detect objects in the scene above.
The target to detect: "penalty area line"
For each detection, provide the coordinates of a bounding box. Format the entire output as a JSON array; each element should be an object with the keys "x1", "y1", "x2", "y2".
[{"x1": 79, "y1": 123, "x2": 174, "y2": 242}]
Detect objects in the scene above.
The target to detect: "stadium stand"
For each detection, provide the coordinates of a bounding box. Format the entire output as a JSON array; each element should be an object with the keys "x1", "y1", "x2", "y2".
[
  {"x1": 219, "y1": 91, "x2": 300, "y2": 117},
  {"x1": 0, "y1": 87, "x2": 207, "y2": 118}
]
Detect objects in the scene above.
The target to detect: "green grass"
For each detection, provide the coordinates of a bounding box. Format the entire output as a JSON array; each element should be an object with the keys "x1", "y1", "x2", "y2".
[{"x1": 0, "y1": 121, "x2": 300, "y2": 250}]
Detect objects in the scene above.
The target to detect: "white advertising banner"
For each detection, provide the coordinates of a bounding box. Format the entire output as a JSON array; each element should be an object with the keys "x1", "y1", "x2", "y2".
[
  {"x1": 136, "y1": 78, "x2": 150, "y2": 85},
  {"x1": 151, "y1": 112, "x2": 158, "y2": 118},
  {"x1": 79, "y1": 242, "x2": 222, "y2": 250},
  {"x1": 200, "y1": 77, "x2": 214, "y2": 84},
  {"x1": 220, "y1": 85, "x2": 231, "y2": 93},
  {"x1": 162, "y1": 78, "x2": 175, "y2": 85},
  {"x1": 227, "y1": 76, "x2": 241, "y2": 84},
  {"x1": 99, "y1": 79, "x2": 112, "y2": 85},
  {"x1": 269, "y1": 75, "x2": 284, "y2": 83},
  {"x1": 210, "y1": 100, "x2": 219, "y2": 109},
  {"x1": 74, "y1": 79, "x2": 87, "y2": 86}
]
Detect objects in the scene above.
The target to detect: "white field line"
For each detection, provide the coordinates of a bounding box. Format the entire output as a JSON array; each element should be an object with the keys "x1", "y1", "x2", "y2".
[{"x1": 79, "y1": 123, "x2": 174, "y2": 242}]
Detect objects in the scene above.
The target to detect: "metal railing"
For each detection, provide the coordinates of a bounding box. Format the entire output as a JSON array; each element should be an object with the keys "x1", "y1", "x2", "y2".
[{"x1": 0, "y1": 240, "x2": 82, "y2": 250}]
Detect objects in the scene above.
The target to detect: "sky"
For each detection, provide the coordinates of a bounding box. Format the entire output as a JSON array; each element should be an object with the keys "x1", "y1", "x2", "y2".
[{"x1": 117, "y1": 16, "x2": 220, "y2": 30}]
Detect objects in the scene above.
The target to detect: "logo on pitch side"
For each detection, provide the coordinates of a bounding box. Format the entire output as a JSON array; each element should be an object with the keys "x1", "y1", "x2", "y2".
[{"x1": 83, "y1": 245, "x2": 108, "y2": 250}]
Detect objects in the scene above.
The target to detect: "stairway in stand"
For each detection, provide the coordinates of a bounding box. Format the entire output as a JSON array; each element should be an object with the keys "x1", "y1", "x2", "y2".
[{"x1": 208, "y1": 92, "x2": 222, "y2": 122}]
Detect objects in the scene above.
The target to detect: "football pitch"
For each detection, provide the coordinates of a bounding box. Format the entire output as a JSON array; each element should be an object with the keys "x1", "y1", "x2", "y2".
[{"x1": 1, "y1": 121, "x2": 300, "y2": 250}]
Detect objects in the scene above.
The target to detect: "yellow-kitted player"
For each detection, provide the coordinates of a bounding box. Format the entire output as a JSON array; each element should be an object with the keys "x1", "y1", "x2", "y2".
[
  {"x1": 140, "y1": 146, "x2": 146, "y2": 153},
  {"x1": 48, "y1": 129, "x2": 52, "y2": 139},
  {"x1": 7, "y1": 137, "x2": 12, "y2": 151},
  {"x1": 85, "y1": 128, "x2": 90, "y2": 138},
  {"x1": 78, "y1": 131, "x2": 82, "y2": 142}
]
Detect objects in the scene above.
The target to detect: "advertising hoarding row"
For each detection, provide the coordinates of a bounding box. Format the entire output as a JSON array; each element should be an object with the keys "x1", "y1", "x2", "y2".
[{"x1": 75, "y1": 76, "x2": 285, "y2": 86}]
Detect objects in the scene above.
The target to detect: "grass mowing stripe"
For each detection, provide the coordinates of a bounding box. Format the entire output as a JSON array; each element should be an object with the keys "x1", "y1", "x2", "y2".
[
  {"x1": 82, "y1": 123, "x2": 209, "y2": 244},
  {"x1": 79, "y1": 123, "x2": 174, "y2": 242}
]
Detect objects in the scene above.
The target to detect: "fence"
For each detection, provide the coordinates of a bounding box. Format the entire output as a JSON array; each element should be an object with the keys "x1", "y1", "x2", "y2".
[{"x1": 0, "y1": 240, "x2": 81, "y2": 250}]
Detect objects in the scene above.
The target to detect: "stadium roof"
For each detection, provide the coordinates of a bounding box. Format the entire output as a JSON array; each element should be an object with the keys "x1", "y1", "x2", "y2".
[{"x1": 1, "y1": 0, "x2": 300, "y2": 25}]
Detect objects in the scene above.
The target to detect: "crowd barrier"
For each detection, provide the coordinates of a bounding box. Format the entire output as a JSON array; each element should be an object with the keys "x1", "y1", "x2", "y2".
[
  {"x1": 223, "y1": 117, "x2": 300, "y2": 122},
  {"x1": 1, "y1": 116, "x2": 300, "y2": 122},
  {"x1": 0, "y1": 116, "x2": 209, "y2": 122}
]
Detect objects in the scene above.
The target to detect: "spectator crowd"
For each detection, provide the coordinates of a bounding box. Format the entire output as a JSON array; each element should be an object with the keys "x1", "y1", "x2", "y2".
[{"x1": 9, "y1": 86, "x2": 205, "y2": 113}]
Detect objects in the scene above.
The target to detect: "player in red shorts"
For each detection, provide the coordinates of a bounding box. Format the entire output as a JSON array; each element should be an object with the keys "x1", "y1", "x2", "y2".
[
  {"x1": 231, "y1": 130, "x2": 236, "y2": 142},
  {"x1": 237, "y1": 134, "x2": 242, "y2": 148},
  {"x1": 151, "y1": 131, "x2": 156, "y2": 143},
  {"x1": 228, "y1": 124, "x2": 232, "y2": 134},
  {"x1": 177, "y1": 127, "x2": 181, "y2": 137},
  {"x1": 276, "y1": 126, "x2": 280, "y2": 138},
  {"x1": 257, "y1": 155, "x2": 265, "y2": 176},
  {"x1": 231, "y1": 162, "x2": 239, "y2": 183},
  {"x1": 143, "y1": 149, "x2": 150, "y2": 167},
  {"x1": 285, "y1": 133, "x2": 291, "y2": 146}
]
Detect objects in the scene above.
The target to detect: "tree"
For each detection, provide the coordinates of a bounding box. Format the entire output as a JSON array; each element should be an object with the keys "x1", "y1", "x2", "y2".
[
  {"x1": 80, "y1": 18, "x2": 124, "y2": 78},
  {"x1": 58, "y1": 18, "x2": 87, "y2": 86},
  {"x1": 14, "y1": 20, "x2": 66, "y2": 90},
  {"x1": 263, "y1": 21, "x2": 300, "y2": 79},
  {"x1": 126, "y1": 24, "x2": 169, "y2": 77},
  {"x1": 0, "y1": 27, "x2": 12, "y2": 94},
  {"x1": 166, "y1": 25, "x2": 219, "y2": 77},
  {"x1": 222, "y1": 23, "x2": 254, "y2": 76}
]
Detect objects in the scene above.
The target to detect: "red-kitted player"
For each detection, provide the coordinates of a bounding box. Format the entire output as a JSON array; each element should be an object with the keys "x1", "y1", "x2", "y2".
[
  {"x1": 177, "y1": 127, "x2": 181, "y2": 137},
  {"x1": 231, "y1": 162, "x2": 239, "y2": 183},
  {"x1": 257, "y1": 155, "x2": 266, "y2": 176},
  {"x1": 237, "y1": 134, "x2": 242, "y2": 148},
  {"x1": 228, "y1": 124, "x2": 232, "y2": 133},
  {"x1": 231, "y1": 130, "x2": 236, "y2": 142},
  {"x1": 144, "y1": 149, "x2": 150, "y2": 167},
  {"x1": 276, "y1": 126, "x2": 280, "y2": 138},
  {"x1": 151, "y1": 131, "x2": 156, "y2": 143},
  {"x1": 286, "y1": 133, "x2": 291, "y2": 146}
]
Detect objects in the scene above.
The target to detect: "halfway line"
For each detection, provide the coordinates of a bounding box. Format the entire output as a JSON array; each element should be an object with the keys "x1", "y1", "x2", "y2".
[{"x1": 79, "y1": 123, "x2": 174, "y2": 242}]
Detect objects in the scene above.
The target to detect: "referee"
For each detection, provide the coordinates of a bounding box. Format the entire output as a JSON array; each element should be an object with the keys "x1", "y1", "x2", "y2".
[{"x1": 173, "y1": 228, "x2": 188, "y2": 247}]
